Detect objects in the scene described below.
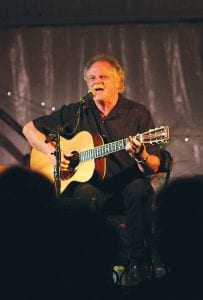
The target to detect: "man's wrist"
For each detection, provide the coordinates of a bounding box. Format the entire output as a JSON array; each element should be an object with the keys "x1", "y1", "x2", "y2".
[
  {"x1": 135, "y1": 144, "x2": 144, "y2": 156},
  {"x1": 134, "y1": 144, "x2": 149, "y2": 163},
  {"x1": 140, "y1": 154, "x2": 149, "y2": 162}
]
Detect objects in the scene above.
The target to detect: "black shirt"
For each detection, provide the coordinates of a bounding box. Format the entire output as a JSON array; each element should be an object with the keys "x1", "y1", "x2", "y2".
[{"x1": 33, "y1": 95, "x2": 159, "y2": 189}]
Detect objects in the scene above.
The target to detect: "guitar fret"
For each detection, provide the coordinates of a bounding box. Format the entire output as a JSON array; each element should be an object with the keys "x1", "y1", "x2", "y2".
[
  {"x1": 89, "y1": 149, "x2": 93, "y2": 159},
  {"x1": 99, "y1": 147, "x2": 102, "y2": 157},
  {"x1": 85, "y1": 150, "x2": 88, "y2": 160},
  {"x1": 106, "y1": 144, "x2": 109, "y2": 153},
  {"x1": 79, "y1": 152, "x2": 83, "y2": 162},
  {"x1": 92, "y1": 149, "x2": 95, "y2": 159},
  {"x1": 101, "y1": 145, "x2": 105, "y2": 156},
  {"x1": 96, "y1": 147, "x2": 100, "y2": 157}
]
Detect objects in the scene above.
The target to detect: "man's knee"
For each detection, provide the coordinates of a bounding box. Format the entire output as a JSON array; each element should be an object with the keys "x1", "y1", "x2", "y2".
[
  {"x1": 123, "y1": 178, "x2": 154, "y2": 207},
  {"x1": 73, "y1": 183, "x2": 107, "y2": 211},
  {"x1": 73, "y1": 183, "x2": 96, "y2": 198},
  {"x1": 125, "y1": 178, "x2": 153, "y2": 195}
]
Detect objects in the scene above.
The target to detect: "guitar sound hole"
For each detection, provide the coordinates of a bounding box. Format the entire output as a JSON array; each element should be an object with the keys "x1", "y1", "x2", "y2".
[
  {"x1": 69, "y1": 151, "x2": 79, "y2": 168},
  {"x1": 60, "y1": 168, "x2": 75, "y2": 180}
]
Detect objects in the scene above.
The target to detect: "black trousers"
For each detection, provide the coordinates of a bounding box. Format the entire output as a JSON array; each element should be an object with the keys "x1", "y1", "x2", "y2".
[{"x1": 63, "y1": 177, "x2": 154, "y2": 264}]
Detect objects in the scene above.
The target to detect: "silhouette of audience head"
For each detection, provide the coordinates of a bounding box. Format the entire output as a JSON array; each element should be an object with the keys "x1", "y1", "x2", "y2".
[
  {"x1": 126, "y1": 175, "x2": 203, "y2": 300},
  {"x1": 154, "y1": 175, "x2": 203, "y2": 272},
  {"x1": 0, "y1": 166, "x2": 121, "y2": 299}
]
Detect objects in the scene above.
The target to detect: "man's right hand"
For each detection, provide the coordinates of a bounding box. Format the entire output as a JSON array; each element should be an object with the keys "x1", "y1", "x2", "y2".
[{"x1": 60, "y1": 151, "x2": 73, "y2": 171}]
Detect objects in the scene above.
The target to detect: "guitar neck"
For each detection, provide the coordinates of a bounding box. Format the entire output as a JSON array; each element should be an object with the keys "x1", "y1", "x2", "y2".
[
  {"x1": 79, "y1": 125, "x2": 169, "y2": 162},
  {"x1": 80, "y1": 134, "x2": 143, "y2": 162}
]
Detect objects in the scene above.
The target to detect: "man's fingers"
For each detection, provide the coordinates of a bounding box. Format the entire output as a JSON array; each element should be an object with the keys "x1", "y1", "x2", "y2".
[{"x1": 64, "y1": 153, "x2": 73, "y2": 159}]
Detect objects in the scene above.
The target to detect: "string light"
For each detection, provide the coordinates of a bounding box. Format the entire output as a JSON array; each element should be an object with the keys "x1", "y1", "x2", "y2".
[{"x1": 0, "y1": 87, "x2": 60, "y2": 114}]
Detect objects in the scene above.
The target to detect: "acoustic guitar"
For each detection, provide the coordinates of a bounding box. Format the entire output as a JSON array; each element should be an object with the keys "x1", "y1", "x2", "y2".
[{"x1": 30, "y1": 126, "x2": 170, "y2": 194}]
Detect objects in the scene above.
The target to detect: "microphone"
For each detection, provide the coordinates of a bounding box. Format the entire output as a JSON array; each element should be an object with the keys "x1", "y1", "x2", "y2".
[{"x1": 80, "y1": 90, "x2": 95, "y2": 104}]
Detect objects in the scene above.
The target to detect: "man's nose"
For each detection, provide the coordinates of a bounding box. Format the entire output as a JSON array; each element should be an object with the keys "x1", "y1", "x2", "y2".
[{"x1": 93, "y1": 76, "x2": 103, "y2": 84}]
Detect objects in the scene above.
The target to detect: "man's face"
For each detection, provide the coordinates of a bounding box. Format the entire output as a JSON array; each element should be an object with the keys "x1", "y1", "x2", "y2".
[{"x1": 85, "y1": 61, "x2": 120, "y2": 103}]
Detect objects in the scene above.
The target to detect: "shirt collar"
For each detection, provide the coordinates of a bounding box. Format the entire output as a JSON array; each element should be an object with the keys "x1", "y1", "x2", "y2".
[
  {"x1": 111, "y1": 94, "x2": 130, "y2": 115},
  {"x1": 88, "y1": 94, "x2": 130, "y2": 116}
]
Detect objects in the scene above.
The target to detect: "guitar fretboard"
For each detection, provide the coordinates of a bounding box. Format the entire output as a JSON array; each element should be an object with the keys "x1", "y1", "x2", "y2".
[{"x1": 79, "y1": 137, "x2": 130, "y2": 162}]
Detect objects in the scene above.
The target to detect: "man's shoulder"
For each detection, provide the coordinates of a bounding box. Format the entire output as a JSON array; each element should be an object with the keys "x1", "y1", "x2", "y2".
[
  {"x1": 61, "y1": 101, "x2": 80, "y2": 110},
  {"x1": 60, "y1": 102, "x2": 80, "y2": 114},
  {"x1": 120, "y1": 95, "x2": 150, "y2": 113}
]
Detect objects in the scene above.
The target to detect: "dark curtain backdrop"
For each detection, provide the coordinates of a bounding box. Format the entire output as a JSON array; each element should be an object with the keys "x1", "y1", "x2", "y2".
[{"x1": 0, "y1": 22, "x2": 203, "y2": 178}]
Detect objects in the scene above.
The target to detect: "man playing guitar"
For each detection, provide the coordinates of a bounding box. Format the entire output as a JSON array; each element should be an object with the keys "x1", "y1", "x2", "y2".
[{"x1": 23, "y1": 54, "x2": 168, "y2": 286}]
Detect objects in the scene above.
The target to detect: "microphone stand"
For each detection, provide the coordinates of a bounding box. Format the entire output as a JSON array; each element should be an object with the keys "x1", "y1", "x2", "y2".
[
  {"x1": 45, "y1": 114, "x2": 81, "y2": 198},
  {"x1": 54, "y1": 126, "x2": 61, "y2": 198},
  {"x1": 45, "y1": 91, "x2": 94, "y2": 198},
  {"x1": 45, "y1": 126, "x2": 63, "y2": 198}
]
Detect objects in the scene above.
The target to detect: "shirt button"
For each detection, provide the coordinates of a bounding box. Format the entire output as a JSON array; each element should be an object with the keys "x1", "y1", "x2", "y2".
[{"x1": 102, "y1": 120, "x2": 105, "y2": 124}]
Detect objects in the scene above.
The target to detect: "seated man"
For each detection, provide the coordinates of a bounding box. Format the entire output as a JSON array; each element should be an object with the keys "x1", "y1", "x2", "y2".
[{"x1": 23, "y1": 54, "x2": 161, "y2": 285}]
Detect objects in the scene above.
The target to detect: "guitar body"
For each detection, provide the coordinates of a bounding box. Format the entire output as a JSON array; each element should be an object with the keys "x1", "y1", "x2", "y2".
[
  {"x1": 30, "y1": 131, "x2": 106, "y2": 194},
  {"x1": 30, "y1": 126, "x2": 169, "y2": 195}
]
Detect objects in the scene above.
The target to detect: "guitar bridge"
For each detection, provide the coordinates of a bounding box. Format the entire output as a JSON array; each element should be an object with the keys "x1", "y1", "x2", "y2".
[{"x1": 60, "y1": 167, "x2": 76, "y2": 180}]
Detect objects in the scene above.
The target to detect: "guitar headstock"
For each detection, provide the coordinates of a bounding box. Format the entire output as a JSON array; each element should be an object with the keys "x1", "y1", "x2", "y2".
[{"x1": 137, "y1": 126, "x2": 170, "y2": 145}]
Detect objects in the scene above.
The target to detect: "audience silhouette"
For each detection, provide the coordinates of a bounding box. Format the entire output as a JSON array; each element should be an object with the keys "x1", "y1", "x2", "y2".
[
  {"x1": 126, "y1": 175, "x2": 203, "y2": 299},
  {"x1": 0, "y1": 166, "x2": 123, "y2": 299},
  {"x1": 4, "y1": 167, "x2": 202, "y2": 299}
]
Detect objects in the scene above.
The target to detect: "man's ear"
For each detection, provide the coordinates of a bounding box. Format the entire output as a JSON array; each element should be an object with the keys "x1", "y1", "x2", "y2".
[{"x1": 115, "y1": 75, "x2": 121, "y2": 90}]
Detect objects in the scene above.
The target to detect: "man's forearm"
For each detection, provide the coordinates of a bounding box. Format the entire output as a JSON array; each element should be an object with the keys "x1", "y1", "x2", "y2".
[
  {"x1": 136, "y1": 153, "x2": 160, "y2": 174},
  {"x1": 23, "y1": 121, "x2": 55, "y2": 157}
]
